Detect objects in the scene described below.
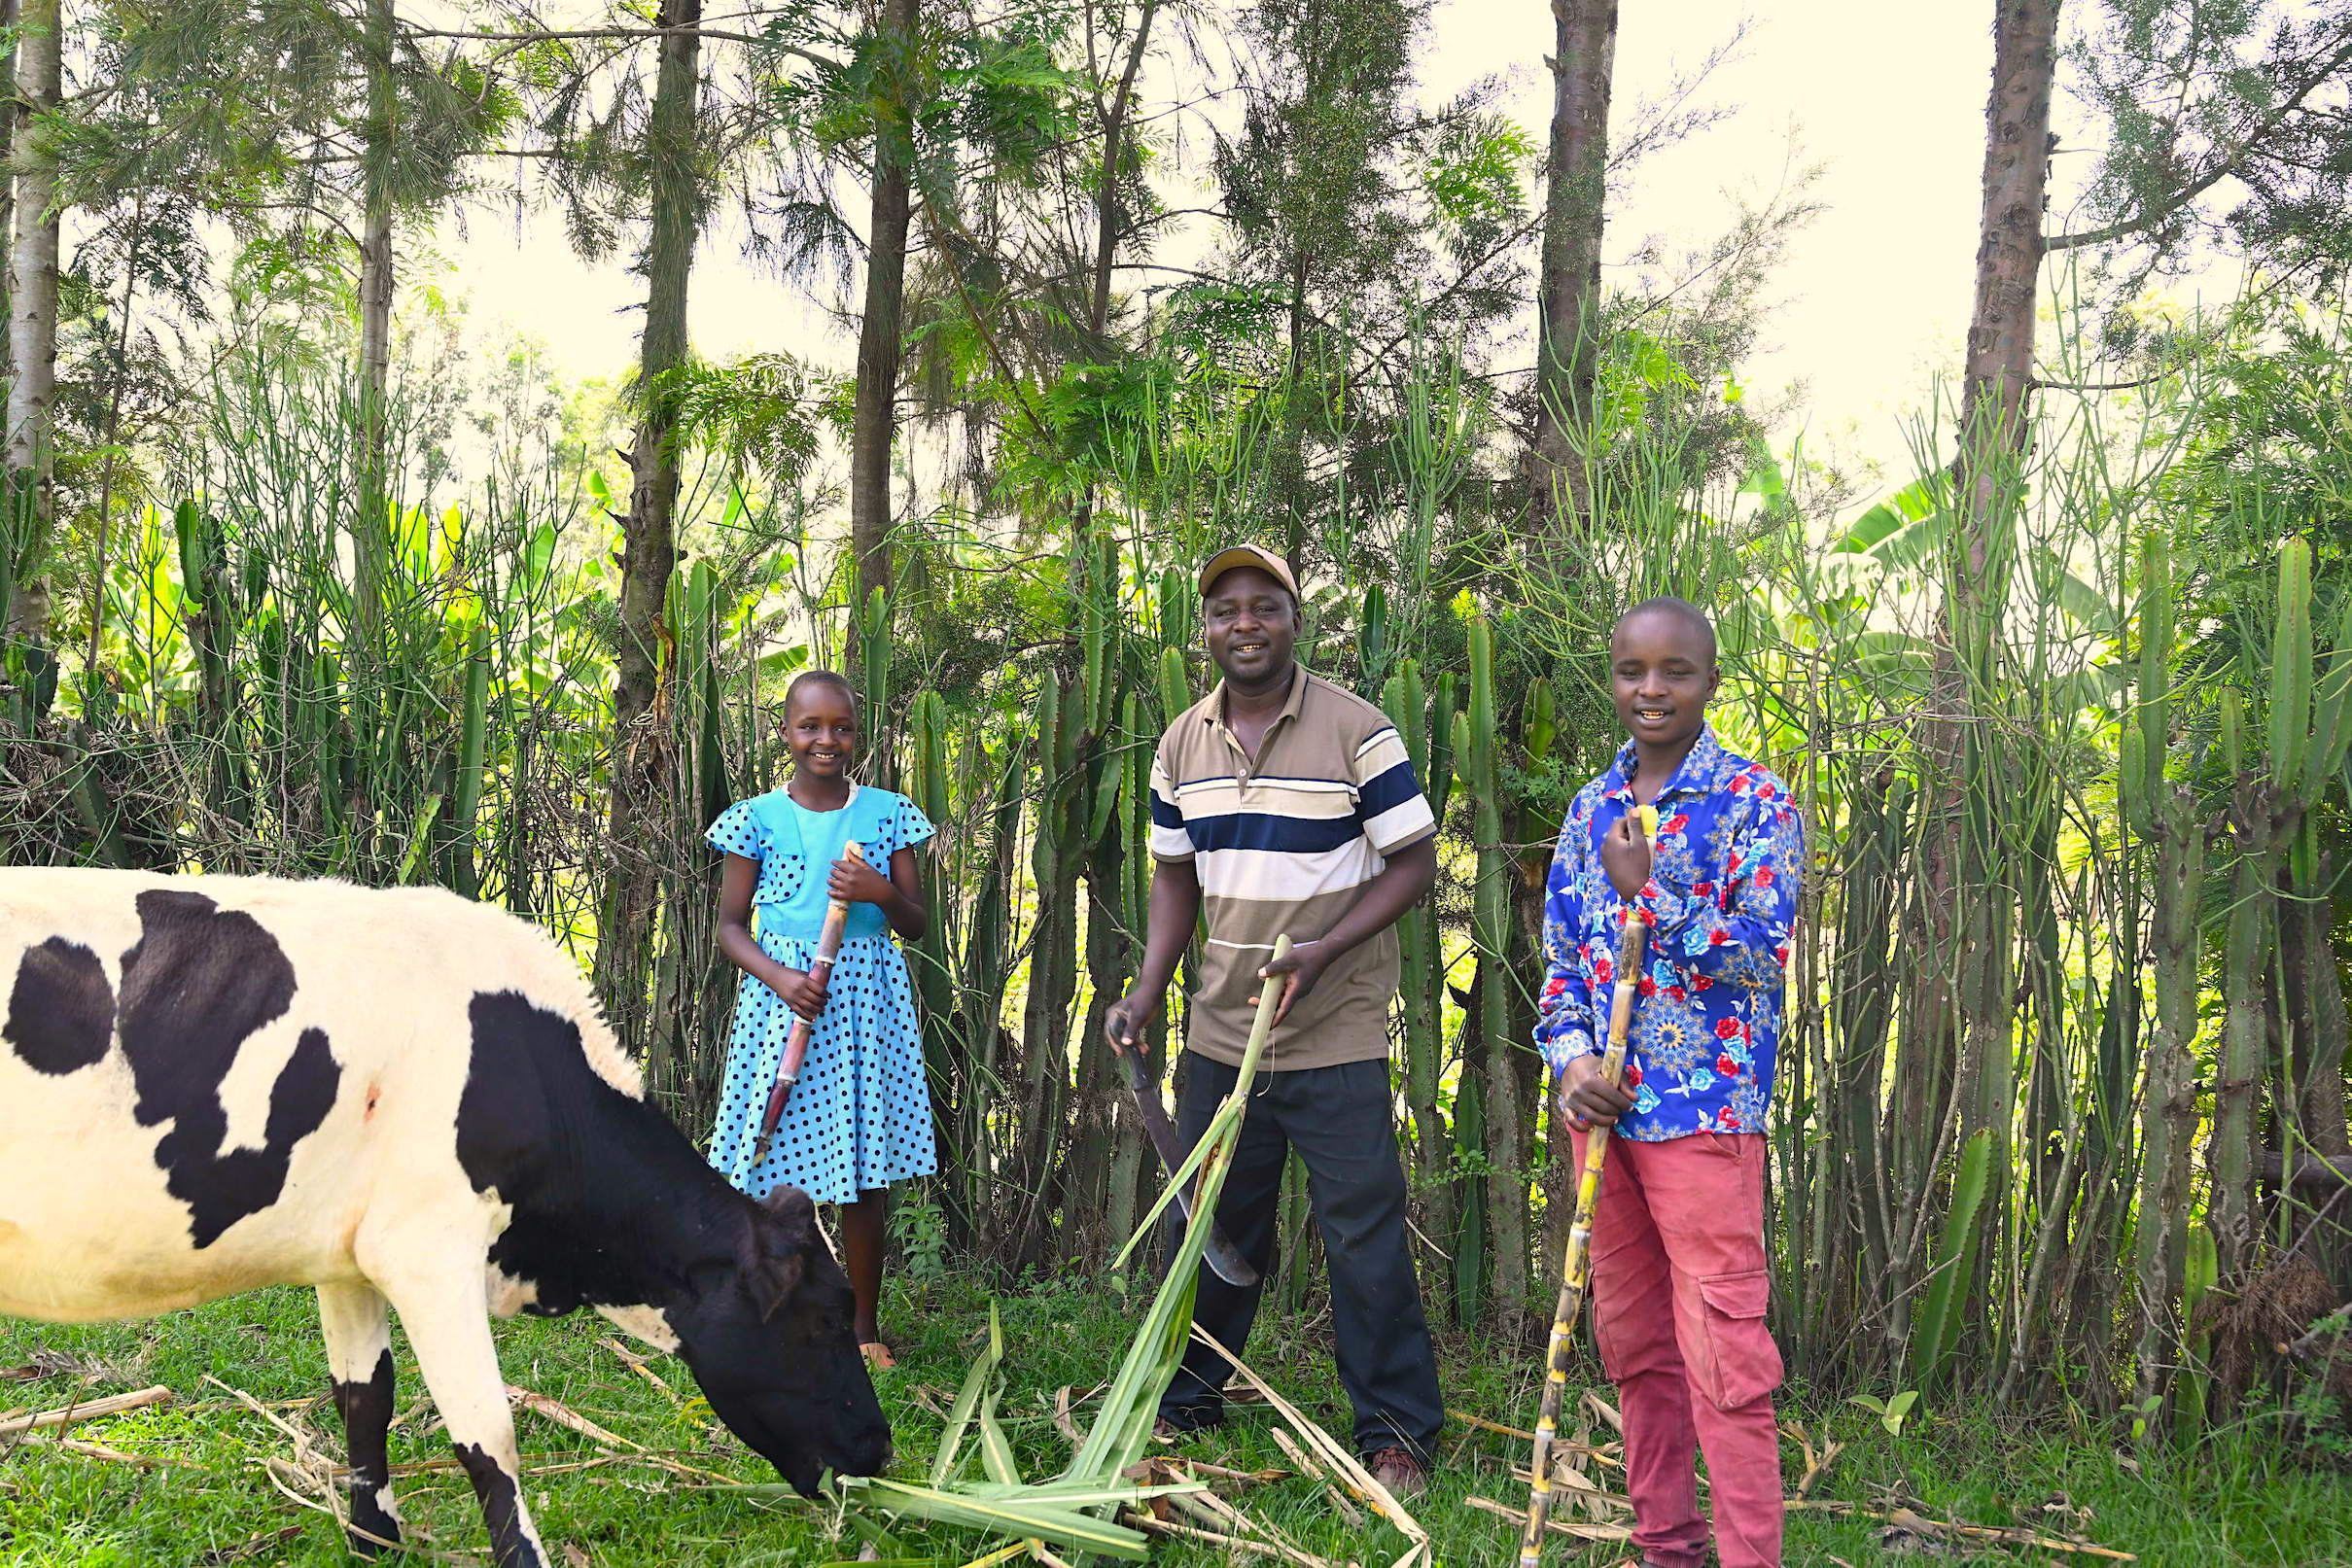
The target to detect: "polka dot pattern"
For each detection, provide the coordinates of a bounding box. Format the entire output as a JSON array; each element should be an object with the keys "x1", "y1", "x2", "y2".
[{"x1": 705, "y1": 786, "x2": 938, "y2": 1205}]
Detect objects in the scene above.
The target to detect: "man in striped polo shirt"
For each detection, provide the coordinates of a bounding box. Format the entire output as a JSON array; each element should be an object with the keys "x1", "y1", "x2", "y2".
[{"x1": 1105, "y1": 544, "x2": 1445, "y2": 1497}]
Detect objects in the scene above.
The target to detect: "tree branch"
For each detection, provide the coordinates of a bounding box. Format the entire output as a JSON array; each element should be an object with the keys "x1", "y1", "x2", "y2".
[
  {"x1": 2030, "y1": 372, "x2": 2163, "y2": 393},
  {"x1": 2048, "y1": 27, "x2": 2352, "y2": 252},
  {"x1": 404, "y1": 24, "x2": 837, "y2": 71}
]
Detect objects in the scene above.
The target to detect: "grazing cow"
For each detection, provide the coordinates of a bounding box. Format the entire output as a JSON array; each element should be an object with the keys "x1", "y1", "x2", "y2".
[{"x1": 0, "y1": 869, "x2": 893, "y2": 1568}]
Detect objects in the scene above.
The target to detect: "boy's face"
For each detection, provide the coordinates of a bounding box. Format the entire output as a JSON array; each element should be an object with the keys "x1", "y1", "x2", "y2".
[
  {"x1": 1610, "y1": 610, "x2": 1719, "y2": 752},
  {"x1": 784, "y1": 683, "x2": 859, "y2": 779},
  {"x1": 1203, "y1": 566, "x2": 1302, "y2": 690}
]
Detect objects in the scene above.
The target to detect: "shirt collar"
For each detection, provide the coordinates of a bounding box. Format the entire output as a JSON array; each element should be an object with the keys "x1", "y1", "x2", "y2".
[
  {"x1": 1205, "y1": 664, "x2": 1315, "y2": 732},
  {"x1": 1603, "y1": 724, "x2": 1731, "y2": 803}
]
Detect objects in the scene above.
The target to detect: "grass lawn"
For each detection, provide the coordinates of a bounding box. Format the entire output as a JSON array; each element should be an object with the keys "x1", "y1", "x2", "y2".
[{"x1": 2, "y1": 1268, "x2": 2345, "y2": 1567}]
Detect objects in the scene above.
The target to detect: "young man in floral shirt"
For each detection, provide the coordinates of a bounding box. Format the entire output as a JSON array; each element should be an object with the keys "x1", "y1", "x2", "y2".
[{"x1": 1534, "y1": 598, "x2": 1804, "y2": 1568}]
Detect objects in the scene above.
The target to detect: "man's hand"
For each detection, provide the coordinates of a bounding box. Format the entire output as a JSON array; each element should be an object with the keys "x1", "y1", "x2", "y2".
[
  {"x1": 772, "y1": 966, "x2": 829, "y2": 1023},
  {"x1": 1558, "y1": 1054, "x2": 1634, "y2": 1131},
  {"x1": 1599, "y1": 813, "x2": 1653, "y2": 902},
  {"x1": 1251, "y1": 943, "x2": 1329, "y2": 1027},
  {"x1": 828, "y1": 854, "x2": 894, "y2": 906},
  {"x1": 1104, "y1": 987, "x2": 1165, "y2": 1057}
]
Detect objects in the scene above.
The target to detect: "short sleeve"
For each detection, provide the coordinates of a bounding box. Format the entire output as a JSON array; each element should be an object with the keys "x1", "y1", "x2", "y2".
[
  {"x1": 706, "y1": 799, "x2": 763, "y2": 859},
  {"x1": 1148, "y1": 746, "x2": 1194, "y2": 862},
  {"x1": 890, "y1": 795, "x2": 936, "y2": 857},
  {"x1": 1352, "y1": 723, "x2": 1435, "y2": 854}
]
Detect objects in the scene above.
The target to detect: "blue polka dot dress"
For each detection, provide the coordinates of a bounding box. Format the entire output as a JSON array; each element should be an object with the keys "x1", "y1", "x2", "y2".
[{"x1": 705, "y1": 784, "x2": 938, "y2": 1204}]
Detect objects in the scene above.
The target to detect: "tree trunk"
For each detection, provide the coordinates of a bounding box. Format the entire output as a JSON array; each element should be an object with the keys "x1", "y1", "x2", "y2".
[
  {"x1": 597, "y1": 0, "x2": 702, "y2": 1047},
  {"x1": 1954, "y1": 0, "x2": 2057, "y2": 557},
  {"x1": 0, "y1": 0, "x2": 18, "y2": 361},
  {"x1": 1529, "y1": 0, "x2": 1617, "y2": 533},
  {"x1": 4, "y1": 0, "x2": 61, "y2": 649},
  {"x1": 1087, "y1": 1, "x2": 1157, "y2": 339},
  {"x1": 849, "y1": 0, "x2": 918, "y2": 617},
  {"x1": 1894, "y1": 0, "x2": 2059, "y2": 1377},
  {"x1": 352, "y1": 0, "x2": 398, "y2": 646}
]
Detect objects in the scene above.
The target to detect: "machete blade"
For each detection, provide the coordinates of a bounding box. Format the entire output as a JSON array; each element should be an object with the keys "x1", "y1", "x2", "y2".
[{"x1": 1120, "y1": 1049, "x2": 1260, "y2": 1288}]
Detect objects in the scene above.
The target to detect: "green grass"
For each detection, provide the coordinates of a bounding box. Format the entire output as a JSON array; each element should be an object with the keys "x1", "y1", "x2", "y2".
[{"x1": 3, "y1": 1271, "x2": 2347, "y2": 1567}]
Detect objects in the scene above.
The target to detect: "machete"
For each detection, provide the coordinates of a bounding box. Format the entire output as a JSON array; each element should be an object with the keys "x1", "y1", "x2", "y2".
[{"x1": 1118, "y1": 1048, "x2": 1260, "y2": 1288}]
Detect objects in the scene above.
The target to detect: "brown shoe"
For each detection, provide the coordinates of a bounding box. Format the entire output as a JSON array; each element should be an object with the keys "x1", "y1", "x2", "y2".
[{"x1": 1363, "y1": 1445, "x2": 1426, "y2": 1499}]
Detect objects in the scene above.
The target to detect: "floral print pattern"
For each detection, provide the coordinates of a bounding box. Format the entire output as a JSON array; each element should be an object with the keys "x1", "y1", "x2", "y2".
[{"x1": 1534, "y1": 726, "x2": 1804, "y2": 1141}]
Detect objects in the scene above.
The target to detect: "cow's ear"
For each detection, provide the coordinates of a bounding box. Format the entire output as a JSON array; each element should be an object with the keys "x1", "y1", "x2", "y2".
[
  {"x1": 747, "y1": 1187, "x2": 815, "y2": 1321},
  {"x1": 748, "y1": 1237, "x2": 805, "y2": 1322}
]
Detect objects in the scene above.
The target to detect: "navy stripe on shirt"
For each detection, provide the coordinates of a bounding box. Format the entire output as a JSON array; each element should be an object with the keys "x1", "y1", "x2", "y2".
[
  {"x1": 1356, "y1": 757, "x2": 1422, "y2": 819},
  {"x1": 1181, "y1": 810, "x2": 1368, "y2": 855}
]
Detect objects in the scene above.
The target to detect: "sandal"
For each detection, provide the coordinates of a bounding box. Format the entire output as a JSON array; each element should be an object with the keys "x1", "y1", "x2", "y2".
[{"x1": 860, "y1": 1341, "x2": 897, "y2": 1371}]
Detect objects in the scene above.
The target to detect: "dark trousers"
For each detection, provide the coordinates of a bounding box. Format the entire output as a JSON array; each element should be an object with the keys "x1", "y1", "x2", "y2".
[{"x1": 1158, "y1": 1052, "x2": 1445, "y2": 1462}]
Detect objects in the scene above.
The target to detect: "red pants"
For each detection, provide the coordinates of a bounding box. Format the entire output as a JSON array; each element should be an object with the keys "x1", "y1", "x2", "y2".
[{"x1": 1568, "y1": 1130, "x2": 1784, "y2": 1568}]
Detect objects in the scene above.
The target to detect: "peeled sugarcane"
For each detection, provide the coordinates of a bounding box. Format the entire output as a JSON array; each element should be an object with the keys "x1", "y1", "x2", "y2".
[
  {"x1": 1518, "y1": 802, "x2": 1656, "y2": 1568},
  {"x1": 752, "y1": 840, "x2": 865, "y2": 1162}
]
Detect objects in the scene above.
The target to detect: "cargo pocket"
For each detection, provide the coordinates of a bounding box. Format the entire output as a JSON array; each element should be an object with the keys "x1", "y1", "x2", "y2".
[{"x1": 1692, "y1": 1269, "x2": 1782, "y2": 1410}]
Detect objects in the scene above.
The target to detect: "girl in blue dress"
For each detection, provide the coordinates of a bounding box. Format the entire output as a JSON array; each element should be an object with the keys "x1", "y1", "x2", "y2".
[{"x1": 706, "y1": 669, "x2": 936, "y2": 1367}]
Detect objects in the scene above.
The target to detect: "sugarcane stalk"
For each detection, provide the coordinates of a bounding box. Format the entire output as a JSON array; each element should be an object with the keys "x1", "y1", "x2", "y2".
[
  {"x1": 753, "y1": 840, "x2": 866, "y2": 1161},
  {"x1": 1520, "y1": 805, "x2": 1654, "y2": 1568}
]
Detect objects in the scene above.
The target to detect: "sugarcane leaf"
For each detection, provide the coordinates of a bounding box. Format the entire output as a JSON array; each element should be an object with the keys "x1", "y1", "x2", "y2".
[
  {"x1": 1108, "y1": 1096, "x2": 1241, "y2": 1271},
  {"x1": 1908, "y1": 1128, "x2": 1992, "y2": 1390},
  {"x1": 930, "y1": 1303, "x2": 1006, "y2": 1486},
  {"x1": 1074, "y1": 938, "x2": 1290, "y2": 1482},
  {"x1": 838, "y1": 1479, "x2": 1151, "y2": 1560}
]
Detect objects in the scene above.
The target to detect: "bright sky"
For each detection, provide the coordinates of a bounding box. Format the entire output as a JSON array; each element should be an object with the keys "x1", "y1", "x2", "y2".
[{"x1": 432, "y1": 1, "x2": 2211, "y2": 481}]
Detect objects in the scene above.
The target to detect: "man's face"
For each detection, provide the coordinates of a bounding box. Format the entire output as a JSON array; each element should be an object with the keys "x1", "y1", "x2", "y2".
[
  {"x1": 1203, "y1": 566, "x2": 1301, "y2": 689},
  {"x1": 1610, "y1": 610, "x2": 1719, "y2": 751}
]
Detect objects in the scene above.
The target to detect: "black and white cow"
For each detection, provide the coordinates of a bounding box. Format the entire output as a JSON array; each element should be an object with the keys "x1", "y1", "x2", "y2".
[{"x1": 0, "y1": 869, "x2": 893, "y2": 1568}]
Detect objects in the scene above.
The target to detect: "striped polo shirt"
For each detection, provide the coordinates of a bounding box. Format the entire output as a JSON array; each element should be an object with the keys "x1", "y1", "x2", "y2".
[{"x1": 1148, "y1": 667, "x2": 1437, "y2": 1069}]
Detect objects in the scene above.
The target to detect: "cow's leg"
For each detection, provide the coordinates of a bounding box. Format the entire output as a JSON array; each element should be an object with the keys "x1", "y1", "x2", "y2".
[
  {"x1": 318, "y1": 1281, "x2": 403, "y2": 1557},
  {"x1": 374, "y1": 1265, "x2": 548, "y2": 1568}
]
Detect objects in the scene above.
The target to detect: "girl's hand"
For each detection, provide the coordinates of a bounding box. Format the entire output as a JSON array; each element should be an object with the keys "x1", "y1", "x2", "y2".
[
  {"x1": 828, "y1": 854, "x2": 895, "y2": 907},
  {"x1": 773, "y1": 966, "x2": 829, "y2": 1022}
]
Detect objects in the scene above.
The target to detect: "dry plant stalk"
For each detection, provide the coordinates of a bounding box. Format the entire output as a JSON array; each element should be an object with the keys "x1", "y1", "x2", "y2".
[
  {"x1": 1120, "y1": 1512, "x2": 1350, "y2": 1568},
  {"x1": 1190, "y1": 1326, "x2": 1431, "y2": 1568},
  {"x1": 507, "y1": 1383, "x2": 642, "y2": 1450},
  {"x1": 0, "y1": 1383, "x2": 172, "y2": 1435},
  {"x1": 1465, "y1": 1495, "x2": 1633, "y2": 1544},
  {"x1": 1269, "y1": 1426, "x2": 1364, "y2": 1526}
]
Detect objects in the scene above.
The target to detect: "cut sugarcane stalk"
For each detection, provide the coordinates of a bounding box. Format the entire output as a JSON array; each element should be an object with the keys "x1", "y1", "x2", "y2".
[
  {"x1": 1519, "y1": 803, "x2": 1656, "y2": 1568},
  {"x1": 753, "y1": 839, "x2": 864, "y2": 1161}
]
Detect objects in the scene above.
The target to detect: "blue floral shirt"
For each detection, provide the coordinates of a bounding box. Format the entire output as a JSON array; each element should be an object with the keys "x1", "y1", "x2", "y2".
[{"x1": 1533, "y1": 726, "x2": 1804, "y2": 1141}]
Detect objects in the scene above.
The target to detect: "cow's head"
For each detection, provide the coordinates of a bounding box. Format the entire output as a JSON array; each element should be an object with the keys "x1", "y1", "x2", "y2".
[{"x1": 673, "y1": 1185, "x2": 893, "y2": 1494}]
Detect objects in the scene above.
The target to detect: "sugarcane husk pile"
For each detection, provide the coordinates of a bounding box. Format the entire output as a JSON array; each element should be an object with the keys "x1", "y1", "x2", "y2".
[{"x1": 721, "y1": 932, "x2": 1443, "y2": 1568}]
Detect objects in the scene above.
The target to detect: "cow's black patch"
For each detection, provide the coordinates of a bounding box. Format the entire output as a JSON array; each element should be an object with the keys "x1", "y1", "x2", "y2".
[
  {"x1": 458, "y1": 988, "x2": 893, "y2": 1494},
  {"x1": 117, "y1": 889, "x2": 342, "y2": 1247},
  {"x1": 4, "y1": 937, "x2": 114, "y2": 1074},
  {"x1": 460, "y1": 991, "x2": 717, "y2": 1314},
  {"x1": 452, "y1": 1441, "x2": 542, "y2": 1568},
  {"x1": 333, "y1": 1347, "x2": 401, "y2": 1557}
]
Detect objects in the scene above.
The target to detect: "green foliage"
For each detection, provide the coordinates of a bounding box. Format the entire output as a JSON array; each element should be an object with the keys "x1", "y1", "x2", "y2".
[
  {"x1": 1846, "y1": 1388, "x2": 1922, "y2": 1437},
  {"x1": 2070, "y1": 2, "x2": 2352, "y2": 276},
  {"x1": 1910, "y1": 1131, "x2": 1995, "y2": 1394}
]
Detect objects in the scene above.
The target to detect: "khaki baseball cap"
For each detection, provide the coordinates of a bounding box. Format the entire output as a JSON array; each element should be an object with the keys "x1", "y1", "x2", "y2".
[{"x1": 1197, "y1": 543, "x2": 1301, "y2": 602}]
